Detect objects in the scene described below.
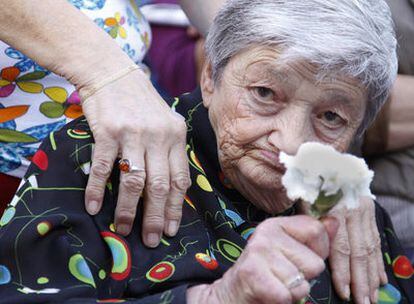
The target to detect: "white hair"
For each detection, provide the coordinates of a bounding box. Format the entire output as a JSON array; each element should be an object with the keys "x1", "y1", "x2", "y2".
[{"x1": 205, "y1": 0, "x2": 398, "y2": 135}]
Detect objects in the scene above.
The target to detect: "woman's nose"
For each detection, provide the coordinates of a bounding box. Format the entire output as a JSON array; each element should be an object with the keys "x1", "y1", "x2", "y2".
[{"x1": 267, "y1": 115, "x2": 311, "y2": 156}]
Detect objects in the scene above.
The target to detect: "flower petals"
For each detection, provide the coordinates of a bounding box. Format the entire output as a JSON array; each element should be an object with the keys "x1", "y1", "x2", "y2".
[
  {"x1": 0, "y1": 84, "x2": 16, "y2": 98},
  {"x1": 0, "y1": 105, "x2": 30, "y2": 123},
  {"x1": 17, "y1": 81, "x2": 43, "y2": 94},
  {"x1": 1, "y1": 67, "x2": 20, "y2": 82},
  {"x1": 43, "y1": 86, "x2": 68, "y2": 103},
  {"x1": 39, "y1": 101, "x2": 65, "y2": 118}
]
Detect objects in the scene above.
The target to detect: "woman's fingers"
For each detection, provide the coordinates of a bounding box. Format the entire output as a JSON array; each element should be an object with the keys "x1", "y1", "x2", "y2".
[
  {"x1": 329, "y1": 209, "x2": 352, "y2": 300},
  {"x1": 363, "y1": 199, "x2": 383, "y2": 303},
  {"x1": 277, "y1": 216, "x2": 332, "y2": 260},
  {"x1": 142, "y1": 149, "x2": 170, "y2": 248},
  {"x1": 347, "y1": 206, "x2": 370, "y2": 304},
  {"x1": 269, "y1": 252, "x2": 311, "y2": 301},
  {"x1": 256, "y1": 216, "x2": 329, "y2": 279},
  {"x1": 85, "y1": 139, "x2": 118, "y2": 215},
  {"x1": 370, "y1": 203, "x2": 388, "y2": 286},
  {"x1": 114, "y1": 146, "x2": 146, "y2": 236},
  {"x1": 229, "y1": 216, "x2": 331, "y2": 303},
  {"x1": 164, "y1": 142, "x2": 191, "y2": 237}
]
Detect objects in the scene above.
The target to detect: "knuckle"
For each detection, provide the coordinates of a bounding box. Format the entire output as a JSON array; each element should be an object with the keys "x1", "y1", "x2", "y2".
[
  {"x1": 256, "y1": 218, "x2": 277, "y2": 233},
  {"x1": 237, "y1": 262, "x2": 258, "y2": 282},
  {"x1": 91, "y1": 160, "x2": 112, "y2": 179},
  {"x1": 350, "y1": 205, "x2": 364, "y2": 218},
  {"x1": 277, "y1": 289, "x2": 293, "y2": 304},
  {"x1": 307, "y1": 221, "x2": 325, "y2": 241},
  {"x1": 248, "y1": 237, "x2": 268, "y2": 253},
  {"x1": 122, "y1": 172, "x2": 146, "y2": 193},
  {"x1": 171, "y1": 174, "x2": 191, "y2": 192},
  {"x1": 109, "y1": 121, "x2": 139, "y2": 137},
  {"x1": 144, "y1": 214, "x2": 164, "y2": 231},
  {"x1": 351, "y1": 252, "x2": 368, "y2": 264},
  {"x1": 147, "y1": 177, "x2": 170, "y2": 198},
  {"x1": 307, "y1": 257, "x2": 326, "y2": 278},
  {"x1": 366, "y1": 242, "x2": 378, "y2": 255},
  {"x1": 85, "y1": 184, "x2": 103, "y2": 200},
  {"x1": 171, "y1": 118, "x2": 187, "y2": 134},
  {"x1": 165, "y1": 204, "x2": 183, "y2": 220},
  {"x1": 333, "y1": 239, "x2": 351, "y2": 256},
  {"x1": 116, "y1": 208, "x2": 137, "y2": 224}
]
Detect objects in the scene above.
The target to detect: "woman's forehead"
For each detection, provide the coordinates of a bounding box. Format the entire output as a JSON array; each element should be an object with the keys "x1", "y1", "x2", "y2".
[{"x1": 226, "y1": 46, "x2": 367, "y2": 100}]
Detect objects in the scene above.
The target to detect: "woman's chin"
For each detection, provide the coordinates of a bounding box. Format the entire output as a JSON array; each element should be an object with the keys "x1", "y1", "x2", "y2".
[{"x1": 239, "y1": 161, "x2": 284, "y2": 189}]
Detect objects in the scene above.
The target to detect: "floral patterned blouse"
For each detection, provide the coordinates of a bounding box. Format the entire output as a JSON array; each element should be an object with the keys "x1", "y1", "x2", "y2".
[{"x1": 0, "y1": 0, "x2": 151, "y2": 178}]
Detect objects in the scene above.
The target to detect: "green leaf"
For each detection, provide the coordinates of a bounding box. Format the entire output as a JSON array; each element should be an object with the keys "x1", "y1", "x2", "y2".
[
  {"x1": 0, "y1": 128, "x2": 38, "y2": 143},
  {"x1": 109, "y1": 27, "x2": 118, "y2": 39},
  {"x1": 16, "y1": 71, "x2": 47, "y2": 81},
  {"x1": 310, "y1": 189, "x2": 343, "y2": 218},
  {"x1": 39, "y1": 101, "x2": 65, "y2": 118}
]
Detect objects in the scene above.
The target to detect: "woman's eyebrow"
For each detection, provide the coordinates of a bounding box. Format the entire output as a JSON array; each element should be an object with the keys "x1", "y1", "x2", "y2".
[
  {"x1": 266, "y1": 68, "x2": 291, "y2": 83},
  {"x1": 324, "y1": 92, "x2": 352, "y2": 104}
]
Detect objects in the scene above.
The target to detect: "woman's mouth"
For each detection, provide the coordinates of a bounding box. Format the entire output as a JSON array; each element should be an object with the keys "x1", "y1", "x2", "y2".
[{"x1": 250, "y1": 149, "x2": 286, "y2": 174}]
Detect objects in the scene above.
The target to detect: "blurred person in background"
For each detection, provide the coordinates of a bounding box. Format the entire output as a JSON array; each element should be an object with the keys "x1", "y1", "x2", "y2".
[
  {"x1": 142, "y1": 0, "x2": 206, "y2": 97},
  {"x1": 363, "y1": 0, "x2": 414, "y2": 262}
]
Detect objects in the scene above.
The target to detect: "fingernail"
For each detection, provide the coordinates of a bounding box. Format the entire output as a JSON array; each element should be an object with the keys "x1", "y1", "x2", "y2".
[
  {"x1": 365, "y1": 296, "x2": 371, "y2": 304},
  {"x1": 167, "y1": 220, "x2": 179, "y2": 236},
  {"x1": 343, "y1": 285, "x2": 350, "y2": 300},
  {"x1": 146, "y1": 233, "x2": 160, "y2": 248},
  {"x1": 87, "y1": 201, "x2": 99, "y2": 215},
  {"x1": 117, "y1": 224, "x2": 131, "y2": 235},
  {"x1": 372, "y1": 289, "x2": 379, "y2": 303}
]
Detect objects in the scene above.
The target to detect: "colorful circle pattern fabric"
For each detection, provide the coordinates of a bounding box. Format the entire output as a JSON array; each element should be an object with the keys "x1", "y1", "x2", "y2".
[
  {"x1": 392, "y1": 255, "x2": 414, "y2": 279},
  {"x1": 378, "y1": 284, "x2": 402, "y2": 304},
  {"x1": 100, "y1": 231, "x2": 131, "y2": 281},
  {"x1": 196, "y1": 175, "x2": 213, "y2": 192},
  {"x1": 146, "y1": 261, "x2": 175, "y2": 283},
  {"x1": 195, "y1": 253, "x2": 219, "y2": 270},
  {"x1": 32, "y1": 149, "x2": 48, "y2": 171},
  {"x1": 37, "y1": 221, "x2": 52, "y2": 236},
  {"x1": 0, "y1": 207, "x2": 15, "y2": 227},
  {"x1": 67, "y1": 129, "x2": 91, "y2": 139},
  {"x1": 68, "y1": 254, "x2": 96, "y2": 288},
  {"x1": 216, "y1": 239, "x2": 243, "y2": 263},
  {"x1": 0, "y1": 265, "x2": 11, "y2": 285}
]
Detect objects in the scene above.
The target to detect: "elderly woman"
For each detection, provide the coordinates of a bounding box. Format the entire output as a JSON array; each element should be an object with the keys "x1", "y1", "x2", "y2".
[{"x1": 0, "y1": 0, "x2": 413, "y2": 303}]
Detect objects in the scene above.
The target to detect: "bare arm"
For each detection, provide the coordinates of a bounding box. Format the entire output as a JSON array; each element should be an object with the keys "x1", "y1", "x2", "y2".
[
  {"x1": 0, "y1": 0, "x2": 132, "y2": 86},
  {"x1": 179, "y1": 0, "x2": 224, "y2": 36},
  {"x1": 0, "y1": 0, "x2": 191, "y2": 246}
]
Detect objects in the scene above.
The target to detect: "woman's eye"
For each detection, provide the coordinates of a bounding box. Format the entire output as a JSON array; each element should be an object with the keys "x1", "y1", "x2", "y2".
[
  {"x1": 254, "y1": 87, "x2": 274, "y2": 101},
  {"x1": 318, "y1": 111, "x2": 346, "y2": 127}
]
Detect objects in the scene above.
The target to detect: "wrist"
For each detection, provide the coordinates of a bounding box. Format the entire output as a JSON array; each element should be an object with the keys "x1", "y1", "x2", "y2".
[
  {"x1": 78, "y1": 64, "x2": 143, "y2": 102},
  {"x1": 63, "y1": 48, "x2": 134, "y2": 91},
  {"x1": 187, "y1": 284, "x2": 217, "y2": 304}
]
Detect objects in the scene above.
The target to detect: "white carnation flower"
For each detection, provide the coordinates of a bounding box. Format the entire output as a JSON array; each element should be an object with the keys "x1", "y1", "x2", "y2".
[{"x1": 280, "y1": 142, "x2": 375, "y2": 215}]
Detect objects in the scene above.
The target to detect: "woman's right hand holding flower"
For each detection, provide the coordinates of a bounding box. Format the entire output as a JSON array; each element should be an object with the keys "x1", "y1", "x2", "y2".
[{"x1": 187, "y1": 216, "x2": 338, "y2": 303}]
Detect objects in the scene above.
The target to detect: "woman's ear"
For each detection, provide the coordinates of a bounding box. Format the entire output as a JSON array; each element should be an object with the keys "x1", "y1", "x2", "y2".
[{"x1": 200, "y1": 61, "x2": 214, "y2": 108}]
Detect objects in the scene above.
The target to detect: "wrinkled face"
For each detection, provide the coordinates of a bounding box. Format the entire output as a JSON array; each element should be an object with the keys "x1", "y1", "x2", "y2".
[{"x1": 201, "y1": 46, "x2": 367, "y2": 214}]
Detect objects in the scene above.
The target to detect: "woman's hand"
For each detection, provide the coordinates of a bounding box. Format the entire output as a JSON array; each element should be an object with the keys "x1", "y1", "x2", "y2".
[
  {"x1": 187, "y1": 216, "x2": 338, "y2": 304},
  {"x1": 329, "y1": 197, "x2": 387, "y2": 304},
  {"x1": 0, "y1": 0, "x2": 191, "y2": 249},
  {"x1": 80, "y1": 69, "x2": 191, "y2": 248}
]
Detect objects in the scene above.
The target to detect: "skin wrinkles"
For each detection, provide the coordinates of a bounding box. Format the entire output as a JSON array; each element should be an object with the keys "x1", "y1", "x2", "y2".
[{"x1": 202, "y1": 46, "x2": 367, "y2": 214}]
